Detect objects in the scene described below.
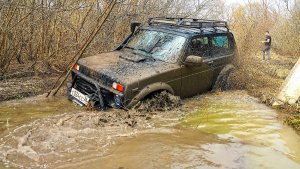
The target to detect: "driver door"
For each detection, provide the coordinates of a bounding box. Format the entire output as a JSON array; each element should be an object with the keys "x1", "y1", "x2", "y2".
[{"x1": 180, "y1": 36, "x2": 214, "y2": 98}]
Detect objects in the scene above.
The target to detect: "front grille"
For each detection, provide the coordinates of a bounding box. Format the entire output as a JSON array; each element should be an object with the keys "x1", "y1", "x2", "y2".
[
  {"x1": 72, "y1": 76, "x2": 115, "y2": 107},
  {"x1": 74, "y1": 77, "x2": 97, "y2": 95}
]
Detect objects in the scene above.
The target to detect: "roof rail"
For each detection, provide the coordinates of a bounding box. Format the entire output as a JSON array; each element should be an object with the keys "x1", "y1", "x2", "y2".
[{"x1": 148, "y1": 17, "x2": 229, "y2": 32}]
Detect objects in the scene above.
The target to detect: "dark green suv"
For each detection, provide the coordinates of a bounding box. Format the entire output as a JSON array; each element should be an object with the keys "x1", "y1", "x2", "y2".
[{"x1": 67, "y1": 17, "x2": 237, "y2": 109}]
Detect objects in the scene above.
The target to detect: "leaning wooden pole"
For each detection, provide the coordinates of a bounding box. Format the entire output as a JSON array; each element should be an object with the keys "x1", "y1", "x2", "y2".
[
  {"x1": 45, "y1": 4, "x2": 96, "y2": 97},
  {"x1": 47, "y1": 0, "x2": 117, "y2": 97}
]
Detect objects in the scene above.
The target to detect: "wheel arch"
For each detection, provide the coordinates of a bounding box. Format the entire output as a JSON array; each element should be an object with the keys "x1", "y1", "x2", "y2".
[{"x1": 212, "y1": 64, "x2": 235, "y2": 91}]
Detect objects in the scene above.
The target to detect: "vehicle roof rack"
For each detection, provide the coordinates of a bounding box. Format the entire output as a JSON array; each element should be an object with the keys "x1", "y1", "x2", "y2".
[{"x1": 148, "y1": 17, "x2": 229, "y2": 32}]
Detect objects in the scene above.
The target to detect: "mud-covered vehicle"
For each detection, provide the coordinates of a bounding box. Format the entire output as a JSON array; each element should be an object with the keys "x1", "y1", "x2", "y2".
[{"x1": 68, "y1": 17, "x2": 237, "y2": 109}]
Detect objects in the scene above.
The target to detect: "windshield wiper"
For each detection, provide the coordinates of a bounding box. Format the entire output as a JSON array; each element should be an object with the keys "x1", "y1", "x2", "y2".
[
  {"x1": 124, "y1": 47, "x2": 157, "y2": 62},
  {"x1": 135, "y1": 48, "x2": 159, "y2": 62},
  {"x1": 147, "y1": 56, "x2": 156, "y2": 62},
  {"x1": 124, "y1": 46, "x2": 135, "y2": 50},
  {"x1": 124, "y1": 46, "x2": 141, "y2": 55},
  {"x1": 135, "y1": 48, "x2": 149, "y2": 53}
]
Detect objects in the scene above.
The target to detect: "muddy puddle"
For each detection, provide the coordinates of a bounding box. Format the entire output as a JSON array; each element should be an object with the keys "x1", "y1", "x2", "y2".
[
  {"x1": 0, "y1": 91, "x2": 300, "y2": 169},
  {"x1": 0, "y1": 95, "x2": 82, "y2": 133}
]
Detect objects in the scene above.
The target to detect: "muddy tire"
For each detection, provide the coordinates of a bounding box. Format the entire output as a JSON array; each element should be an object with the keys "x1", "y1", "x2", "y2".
[
  {"x1": 132, "y1": 91, "x2": 181, "y2": 112},
  {"x1": 212, "y1": 64, "x2": 235, "y2": 92}
]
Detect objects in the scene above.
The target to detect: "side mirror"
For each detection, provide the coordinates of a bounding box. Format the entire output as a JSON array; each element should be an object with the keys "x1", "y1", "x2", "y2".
[
  {"x1": 184, "y1": 55, "x2": 203, "y2": 66},
  {"x1": 131, "y1": 22, "x2": 141, "y2": 33}
]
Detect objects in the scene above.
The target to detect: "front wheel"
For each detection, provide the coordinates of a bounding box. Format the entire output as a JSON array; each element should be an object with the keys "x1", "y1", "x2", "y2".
[
  {"x1": 132, "y1": 91, "x2": 181, "y2": 112},
  {"x1": 212, "y1": 64, "x2": 235, "y2": 92}
]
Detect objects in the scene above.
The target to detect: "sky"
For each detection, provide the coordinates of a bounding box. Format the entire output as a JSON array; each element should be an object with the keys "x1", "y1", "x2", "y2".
[
  {"x1": 225, "y1": 0, "x2": 245, "y2": 5},
  {"x1": 225, "y1": 0, "x2": 261, "y2": 6},
  {"x1": 224, "y1": 0, "x2": 292, "y2": 13}
]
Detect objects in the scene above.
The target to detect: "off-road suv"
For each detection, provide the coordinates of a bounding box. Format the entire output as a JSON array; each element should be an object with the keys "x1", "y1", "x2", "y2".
[{"x1": 68, "y1": 17, "x2": 237, "y2": 109}]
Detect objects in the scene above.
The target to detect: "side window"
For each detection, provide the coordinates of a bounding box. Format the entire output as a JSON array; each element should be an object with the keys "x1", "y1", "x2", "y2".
[
  {"x1": 212, "y1": 35, "x2": 233, "y2": 57},
  {"x1": 190, "y1": 36, "x2": 210, "y2": 58}
]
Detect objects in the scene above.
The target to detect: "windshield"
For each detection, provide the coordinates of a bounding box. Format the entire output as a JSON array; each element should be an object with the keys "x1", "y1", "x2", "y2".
[{"x1": 125, "y1": 30, "x2": 186, "y2": 63}]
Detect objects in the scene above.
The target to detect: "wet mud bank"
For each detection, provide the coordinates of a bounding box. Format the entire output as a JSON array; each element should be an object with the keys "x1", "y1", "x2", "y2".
[
  {"x1": 1, "y1": 91, "x2": 300, "y2": 169},
  {"x1": 0, "y1": 75, "x2": 58, "y2": 102},
  {"x1": 230, "y1": 53, "x2": 300, "y2": 131}
]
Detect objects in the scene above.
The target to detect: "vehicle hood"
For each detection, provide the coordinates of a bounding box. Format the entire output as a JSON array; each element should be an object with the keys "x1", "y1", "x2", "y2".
[{"x1": 77, "y1": 51, "x2": 177, "y2": 86}]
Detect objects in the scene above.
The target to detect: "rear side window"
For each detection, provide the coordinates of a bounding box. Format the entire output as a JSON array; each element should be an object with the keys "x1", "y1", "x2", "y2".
[
  {"x1": 212, "y1": 35, "x2": 233, "y2": 57},
  {"x1": 190, "y1": 36, "x2": 210, "y2": 58}
]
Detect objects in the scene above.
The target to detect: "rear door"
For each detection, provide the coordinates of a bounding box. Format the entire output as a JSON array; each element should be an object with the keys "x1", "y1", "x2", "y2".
[
  {"x1": 210, "y1": 33, "x2": 235, "y2": 82},
  {"x1": 180, "y1": 35, "x2": 214, "y2": 98}
]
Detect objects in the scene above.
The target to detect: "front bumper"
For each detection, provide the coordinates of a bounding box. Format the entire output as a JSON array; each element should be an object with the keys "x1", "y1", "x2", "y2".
[{"x1": 68, "y1": 70, "x2": 124, "y2": 109}]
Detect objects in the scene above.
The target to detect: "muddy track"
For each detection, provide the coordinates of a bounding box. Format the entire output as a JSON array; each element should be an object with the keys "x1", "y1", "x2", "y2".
[
  {"x1": 0, "y1": 93, "x2": 184, "y2": 169},
  {"x1": 0, "y1": 111, "x2": 137, "y2": 168},
  {"x1": 1, "y1": 91, "x2": 300, "y2": 169}
]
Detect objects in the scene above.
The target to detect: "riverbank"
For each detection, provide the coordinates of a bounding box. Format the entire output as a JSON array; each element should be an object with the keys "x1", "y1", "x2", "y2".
[
  {"x1": 0, "y1": 75, "x2": 57, "y2": 101},
  {"x1": 231, "y1": 52, "x2": 300, "y2": 131}
]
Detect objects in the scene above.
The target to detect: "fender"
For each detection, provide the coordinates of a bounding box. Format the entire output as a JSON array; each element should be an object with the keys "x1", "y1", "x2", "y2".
[{"x1": 127, "y1": 82, "x2": 174, "y2": 108}]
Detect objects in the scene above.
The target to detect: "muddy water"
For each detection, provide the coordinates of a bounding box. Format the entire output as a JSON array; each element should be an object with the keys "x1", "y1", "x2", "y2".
[
  {"x1": 73, "y1": 91, "x2": 300, "y2": 169},
  {"x1": 0, "y1": 91, "x2": 300, "y2": 169},
  {"x1": 0, "y1": 95, "x2": 82, "y2": 133}
]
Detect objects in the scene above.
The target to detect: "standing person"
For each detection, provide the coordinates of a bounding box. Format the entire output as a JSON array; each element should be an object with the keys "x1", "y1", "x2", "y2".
[{"x1": 262, "y1": 31, "x2": 272, "y2": 61}]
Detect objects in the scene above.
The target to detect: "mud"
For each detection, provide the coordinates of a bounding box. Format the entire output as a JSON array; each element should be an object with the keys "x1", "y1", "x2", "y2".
[
  {"x1": 73, "y1": 91, "x2": 300, "y2": 169},
  {"x1": 0, "y1": 93, "x2": 185, "y2": 169},
  {"x1": 133, "y1": 91, "x2": 182, "y2": 112},
  {"x1": 0, "y1": 76, "x2": 57, "y2": 102},
  {"x1": 0, "y1": 111, "x2": 139, "y2": 168},
  {"x1": 1, "y1": 91, "x2": 300, "y2": 169}
]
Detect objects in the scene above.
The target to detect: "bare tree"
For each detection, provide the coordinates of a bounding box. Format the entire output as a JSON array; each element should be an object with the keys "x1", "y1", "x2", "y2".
[{"x1": 1, "y1": 0, "x2": 282, "y2": 77}]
